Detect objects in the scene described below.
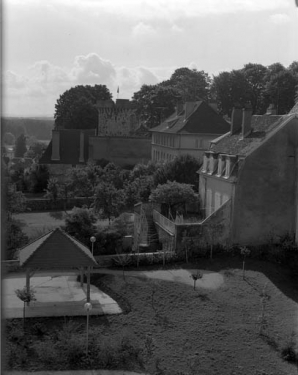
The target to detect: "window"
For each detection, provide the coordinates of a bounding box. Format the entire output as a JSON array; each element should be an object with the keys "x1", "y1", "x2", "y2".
[
  {"x1": 207, "y1": 153, "x2": 218, "y2": 175},
  {"x1": 224, "y1": 156, "x2": 236, "y2": 179},
  {"x1": 216, "y1": 155, "x2": 226, "y2": 177},
  {"x1": 202, "y1": 153, "x2": 209, "y2": 173}
]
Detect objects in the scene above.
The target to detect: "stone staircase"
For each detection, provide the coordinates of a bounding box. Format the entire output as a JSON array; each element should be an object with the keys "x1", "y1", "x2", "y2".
[{"x1": 142, "y1": 204, "x2": 159, "y2": 252}]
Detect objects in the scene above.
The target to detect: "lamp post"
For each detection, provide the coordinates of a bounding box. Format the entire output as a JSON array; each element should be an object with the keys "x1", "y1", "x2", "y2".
[
  {"x1": 84, "y1": 302, "x2": 92, "y2": 356},
  {"x1": 90, "y1": 236, "x2": 96, "y2": 256}
]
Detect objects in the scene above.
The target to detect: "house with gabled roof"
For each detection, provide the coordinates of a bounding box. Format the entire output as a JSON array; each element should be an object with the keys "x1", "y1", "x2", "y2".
[
  {"x1": 149, "y1": 101, "x2": 230, "y2": 163},
  {"x1": 198, "y1": 102, "x2": 298, "y2": 245}
]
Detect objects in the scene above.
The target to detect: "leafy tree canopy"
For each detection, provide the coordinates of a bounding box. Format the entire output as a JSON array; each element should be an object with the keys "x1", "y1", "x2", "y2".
[
  {"x1": 15, "y1": 134, "x2": 27, "y2": 158},
  {"x1": 63, "y1": 206, "x2": 97, "y2": 245},
  {"x1": 149, "y1": 180, "x2": 197, "y2": 217},
  {"x1": 54, "y1": 84, "x2": 112, "y2": 129}
]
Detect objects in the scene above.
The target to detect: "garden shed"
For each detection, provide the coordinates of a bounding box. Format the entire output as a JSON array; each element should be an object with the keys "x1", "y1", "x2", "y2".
[{"x1": 19, "y1": 228, "x2": 97, "y2": 303}]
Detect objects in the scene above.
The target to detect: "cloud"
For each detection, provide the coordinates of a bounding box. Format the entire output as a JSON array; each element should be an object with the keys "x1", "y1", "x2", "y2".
[
  {"x1": 57, "y1": 0, "x2": 288, "y2": 20},
  {"x1": 132, "y1": 22, "x2": 157, "y2": 38},
  {"x1": 70, "y1": 53, "x2": 116, "y2": 84},
  {"x1": 2, "y1": 53, "x2": 168, "y2": 116},
  {"x1": 269, "y1": 13, "x2": 291, "y2": 25}
]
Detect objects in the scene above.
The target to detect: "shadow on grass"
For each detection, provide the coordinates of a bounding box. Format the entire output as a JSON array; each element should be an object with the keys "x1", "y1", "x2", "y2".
[{"x1": 192, "y1": 255, "x2": 298, "y2": 304}]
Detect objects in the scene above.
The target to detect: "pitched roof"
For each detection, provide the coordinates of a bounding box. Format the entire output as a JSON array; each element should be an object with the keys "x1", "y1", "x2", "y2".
[
  {"x1": 39, "y1": 129, "x2": 95, "y2": 165},
  {"x1": 19, "y1": 228, "x2": 97, "y2": 269},
  {"x1": 150, "y1": 101, "x2": 230, "y2": 135},
  {"x1": 210, "y1": 114, "x2": 290, "y2": 156}
]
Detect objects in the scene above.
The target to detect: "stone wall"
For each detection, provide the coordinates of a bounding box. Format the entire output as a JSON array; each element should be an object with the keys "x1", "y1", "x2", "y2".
[
  {"x1": 98, "y1": 108, "x2": 138, "y2": 136},
  {"x1": 90, "y1": 136, "x2": 151, "y2": 168}
]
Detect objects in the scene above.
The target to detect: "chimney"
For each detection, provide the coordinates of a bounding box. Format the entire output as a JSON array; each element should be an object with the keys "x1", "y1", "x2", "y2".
[
  {"x1": 266, "y1": 104, "x2": 277, "y2": 115},
  {"x1": 185, "y1": 102, "x2": 197, "y2": 120},
  {"x1": 241, "y1": 104, "x2": 253, "y2": 138},
  {"x1": 230, "y1": 104, "x2": 242, "y2": 135},
  {"x1": 51, "y1": 130, "x2": 60, "y2": 161},
  {"x1": 79, "y1": 131, "x2": 84, "y2": 163}
]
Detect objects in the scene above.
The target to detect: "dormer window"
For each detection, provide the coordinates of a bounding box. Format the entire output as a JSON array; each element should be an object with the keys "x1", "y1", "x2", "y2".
[
  {"x1": 224, "y1": 155, "x2": 237, "y2": 179},
  {"x1": 216, "y1": 154, "x2": 226, "y2": 177},
  {"x1": 202, "y1": 153, "x2": 209, "y2": 173},
  {"x1": 207, "y1": 153, "x2": 218, "y2": 175}
]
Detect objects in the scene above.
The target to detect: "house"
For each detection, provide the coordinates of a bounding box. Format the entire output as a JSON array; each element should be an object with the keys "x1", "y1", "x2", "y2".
[
  {"x1": 198, "y1": 102, "x2": 298, "y2": 245},
  {"x1": 39, "y1": 129, "x2": 95, "y2": 180},
  {"x1": 150, "y1": 101, "x2": 230, "y2": 163}
]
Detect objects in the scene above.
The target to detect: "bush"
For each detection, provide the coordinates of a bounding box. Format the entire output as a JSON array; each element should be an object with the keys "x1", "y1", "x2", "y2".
[
  {"x1": 95, "y1": 228, "x2": 123, "y2": 255},
  {"x1": 281, "y1": 341, "x2": 298, "y2": 363}
]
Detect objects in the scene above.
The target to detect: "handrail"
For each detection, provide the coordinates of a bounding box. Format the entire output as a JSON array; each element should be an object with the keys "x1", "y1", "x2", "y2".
[{"x1": 153, "y1": 210, "x2": 175, "y2": 235}]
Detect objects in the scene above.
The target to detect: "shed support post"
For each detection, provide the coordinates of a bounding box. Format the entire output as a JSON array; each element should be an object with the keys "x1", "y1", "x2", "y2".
[
  {"x1": 80, "y1": 268, "x2": 84, "y2": 287},
  {"x1": 26, "y1": 268, "x2": 30, "y2": 306},
  {"x1": 87, "y1": 267, "x2": 91, "y2": 303}
]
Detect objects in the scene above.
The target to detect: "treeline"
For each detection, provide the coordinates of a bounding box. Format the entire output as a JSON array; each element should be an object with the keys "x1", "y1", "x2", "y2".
[
  {"x1": 2, "y1": 117, "x2": 54, "y2": 141},
  {"x1": 54, "y1": 61, "x2": 298, "y2": 130}
]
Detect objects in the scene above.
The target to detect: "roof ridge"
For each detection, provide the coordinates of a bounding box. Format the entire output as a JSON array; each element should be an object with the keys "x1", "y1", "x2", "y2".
[
  {"x1": 60, "y1": 228, "x2": 97, "y2": 265},
  {"x1": 19, "y1": 228, "x2": 56, "y2": 266}
]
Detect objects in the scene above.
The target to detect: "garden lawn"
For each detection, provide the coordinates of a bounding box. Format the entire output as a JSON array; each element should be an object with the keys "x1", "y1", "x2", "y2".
[
  {"x1": 13, "y1": 211, "x2": 109, "y2": 240},
  {"x1": 4, "y1": 257, "x2": 298, "y2": 374}
]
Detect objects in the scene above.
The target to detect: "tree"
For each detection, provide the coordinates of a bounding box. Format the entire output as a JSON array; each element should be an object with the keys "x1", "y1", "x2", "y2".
[
  {"x1": 169, "y1": 67, "x2": 211, "y2": 102},
  {"x1": 3, "y1": 132, "x2": 15, "y2": 145},
  {"x1": 15, "y1": 287, "x2": 36, "y2": 328},
  {"x1": 24, "y1": 164, "x2": 49, "y2": 193},
  {"x1": 5, "y1": 188, "x2": 28, "y2": 259},
  {"x1": 211, "y1": 70, "x2": 251, "y2": 116},
  {"x1": 93, "y1": 182, "x2": 125, "y2": 223},
  {"x1": 54, "y1": 84, "x2": 112, "y2": 129},
  {"x1": 242, "y1": 63, "x2": 269, "y2": 114},
  {"x1": 153, "y1": 154, "x2": 201, "y2": 190},
  {"x1": 149, "y1": 181, "x2": 197, "y2": 218},
  {"x1": 64, "y1": 207, "x2": 97, "y2": 245},
  {"x1": 264, "y1": 70, "x2": 297, "y2": 114},
  {"x1": 14, "y1": 134, "x2": 27, "y2": 157},
  {"x1": 132, "y1": 84, "x2": 179, "y2": 128},
  {"x1": 24, "y1": 142, "x2": 47, "y2": 160}
]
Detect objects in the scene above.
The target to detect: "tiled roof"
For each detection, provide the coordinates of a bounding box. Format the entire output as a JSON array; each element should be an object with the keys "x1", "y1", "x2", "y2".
[
  {"x1": 210, "y1": 114, "x2": 288, "y2": 156},
  {"x1": 150, "y1": 101, "x2": 230, "y2": 135},
  {"x1": 39, "y1": 129, "x2": 95, "y2": 165},
  {"x1": 19, "y1": 228, "x2": 97, "y2": 269}
]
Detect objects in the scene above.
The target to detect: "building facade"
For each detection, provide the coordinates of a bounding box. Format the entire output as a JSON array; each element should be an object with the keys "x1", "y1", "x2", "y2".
[
  {"x1": 150, "y1": 101, "x2": 230, "y2": 163},
  {"x1": 198, "y1": 103, "x2": 298, "y2": 245}
]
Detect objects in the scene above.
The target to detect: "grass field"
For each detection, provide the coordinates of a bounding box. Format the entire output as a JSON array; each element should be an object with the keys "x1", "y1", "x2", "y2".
[
  {"x1": 13, "y1": 211, "x2": 109, "y2": 240},
  {"x1": 4, "y1": 257, "x2": 298, "y2": 374}
]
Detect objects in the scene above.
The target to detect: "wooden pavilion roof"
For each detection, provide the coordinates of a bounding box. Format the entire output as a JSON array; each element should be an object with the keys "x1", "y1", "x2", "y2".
[{"x1": 19, "y1": 228, "x2": 97, "y2": 269}]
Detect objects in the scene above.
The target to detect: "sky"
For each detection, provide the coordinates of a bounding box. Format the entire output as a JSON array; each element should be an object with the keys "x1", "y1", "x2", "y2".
[{"x1": 2, "y1": 0, "x2": 298, "y2": 117}]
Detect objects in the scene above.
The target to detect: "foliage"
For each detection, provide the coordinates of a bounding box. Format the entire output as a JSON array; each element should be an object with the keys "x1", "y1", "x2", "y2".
[
  {"x1": 93, "y1": 181, "x2": 125, "y2": 223},
  {"x1": 132, "y1": 84, "x2": 179, "y2": 129},
  {"x1": 24, "y1": 164, "x2": 49, "y2": 193},
  {"x1": 24, "y1": 142, "x2": 47, "y2": 160},
  {"x1": 45, "y1": 177, "x2": 61, "y2": 202},
  {"x1": 168, "y1": 67, "x2": 211, "y2": 102},
  {"x1": 14, "y1": 134, "x2": 27, "y2": 157},
  {"x1": 153, "y1": 154, "x2": 201, "y2": 189},
  {"x1": 5, "y1": 219, "x2": 29, "y2": 260},
  {"x1": 94, "y1": 227, "x2": 123, "y2": 256},
  {"x1": 63, "y1": 207, "x2": 97, "y2": 245},
  {"x1": 281, "y1": 333, "x2": 298, "y2": 364},
  {"x1": 264, "y1": 69, "x2": 297, "y2": 114},
  {"x1": 7, "y1": 189, "x2": 27, "y2": 215},
  {"x1": 149, "y1": 181, "x2": 197, "y2": 218},
  {"x1": 54, "y1": 84, "x2": 112, "y2": 129},
  {"x1": 211, "y1": 69, "x2": 251, "y2": 116},
  {"x1": 3, "y1": 132, "x2": 16, "y2": 145}
]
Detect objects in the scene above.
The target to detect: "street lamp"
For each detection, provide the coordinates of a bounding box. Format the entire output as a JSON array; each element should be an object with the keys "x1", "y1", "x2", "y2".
[
  {"x1": 90, "y1": 236, "x2": 96, "y2": 256},
  {"x1": 84, "y1": 302, "x2": 92, "y2": 356}
]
